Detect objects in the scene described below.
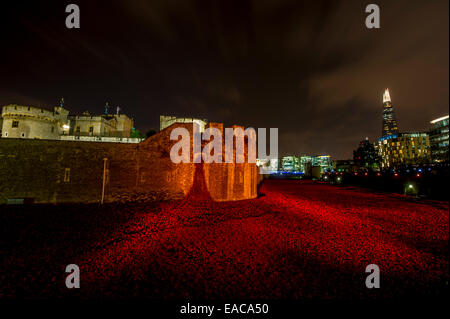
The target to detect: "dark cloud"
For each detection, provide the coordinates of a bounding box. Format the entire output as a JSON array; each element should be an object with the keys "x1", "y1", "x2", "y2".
[{"x1": 0, "y1": 0, "x2": 448, "y2": 159}]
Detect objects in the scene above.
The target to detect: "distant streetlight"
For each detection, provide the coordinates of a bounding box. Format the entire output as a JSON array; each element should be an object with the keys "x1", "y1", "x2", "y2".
[{"x1": 404, "y1": 183, "x2": 418, "y2": 197}]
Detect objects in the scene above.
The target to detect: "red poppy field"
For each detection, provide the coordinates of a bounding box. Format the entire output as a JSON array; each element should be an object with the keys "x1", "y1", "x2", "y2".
[{"x1": 0, "y1": 179, "x2": 448, "y2": 299}]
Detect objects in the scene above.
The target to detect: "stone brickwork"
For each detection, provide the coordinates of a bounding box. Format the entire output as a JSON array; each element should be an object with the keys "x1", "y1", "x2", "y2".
[
  {"x1": 0, "y1": 138, "x2": 136, "y2": 204},
  {"x1": 202, "y1": 123, "x2": 258, "y2": 201},
  {"x1": 0, "y1": 122, "x2": 258, "y2": 204}
]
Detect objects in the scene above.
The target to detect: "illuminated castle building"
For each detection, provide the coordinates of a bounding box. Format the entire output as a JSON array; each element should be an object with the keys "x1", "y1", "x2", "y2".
[
  {"x1": 68, "y1": 111, "x2": 133, "y2": 138},
  {"x1": 381, "y1": 88, "x2": 399, "y2": 137},
  {"x1": 1, "y1": 101, "x2": 141, "y2": 143},
  {"x1": 1, "y1": 104, "x2": 70, "y2": 139}
]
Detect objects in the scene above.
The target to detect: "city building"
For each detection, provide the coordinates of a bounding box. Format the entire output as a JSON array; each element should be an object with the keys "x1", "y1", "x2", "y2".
[
  {"x1": 299, "y1": 155, "x2": 332, "y2": 174},
  {"x1": 353, "y1": 137, "x2": 380, "y2": 170},
  {"x1": 429, "y1": 115, "x2": 449, "y2": 163},
  {"x1": 333, "y1": 160, "x2": 357, "y2": 173},
  {"x1": 376, "y1": 133, "x2": 431, "y2": 168},
  {"x1": 300, "y1": 156, "x2": 313, "y2": 175},
  {"x1": 160, "y1": 115, "x2": 208, "y2": 132},
  {"x1": 312, "y1": 155, "x2": 332, "y2": 172},
  {"x1": 281, "y1": 156, "x2": 300, "y2": 172},
  {"x1": 382, "y1": 88, "x2": 399, "y2": 137},
  {"x1": 1, "y1": 104, "x2": 70, "y2": 139}
]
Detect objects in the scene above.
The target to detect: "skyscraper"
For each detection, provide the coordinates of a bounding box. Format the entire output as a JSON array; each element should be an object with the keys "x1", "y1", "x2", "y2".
[{"x1": 381, "y1": 88, "x2": 399, "y2": 137}]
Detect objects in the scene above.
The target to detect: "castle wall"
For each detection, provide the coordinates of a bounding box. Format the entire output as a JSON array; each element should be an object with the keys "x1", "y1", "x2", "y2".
[
  {"x1": 1, "y1": 105, "x2": 65, "y2": 140},
  {"x1": 2, "y1": 117, "x2": 60, "y2": 139},
  {"x1": 133, "y1": 124, "x2": 195, "y2": 200},
  {"x1": 69, "y1": 115, "x2": 117, "y2": 137},
  {"x1": 0, "y1": 122, "x2": 258, "y2": 204},
  {"x1": 0, "y1": 139, "x2": 136, "y2": 204},
  {"x1": 115, "y1": 114, "x2": 134, "y2": 138}
]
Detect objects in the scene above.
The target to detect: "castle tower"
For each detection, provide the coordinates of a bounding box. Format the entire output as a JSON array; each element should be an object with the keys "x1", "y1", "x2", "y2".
[{"x1": 382, "y1": 88, "x2": 399, "y2": 136}]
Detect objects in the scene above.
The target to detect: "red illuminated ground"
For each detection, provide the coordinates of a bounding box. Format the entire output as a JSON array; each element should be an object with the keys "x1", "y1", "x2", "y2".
[{"x1": 1, "y1": 179, "x2": 448, "y2": 299}]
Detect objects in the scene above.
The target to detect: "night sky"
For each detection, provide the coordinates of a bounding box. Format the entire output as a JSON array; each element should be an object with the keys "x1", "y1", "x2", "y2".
[{"x1": 0, "y1": 0, "x2": 448, "y2": 159}]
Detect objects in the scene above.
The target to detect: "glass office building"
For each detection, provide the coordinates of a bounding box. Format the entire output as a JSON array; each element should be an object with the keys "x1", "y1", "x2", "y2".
[{"x1": 429, "y1": 115, "x2": 449, "y2": 163}]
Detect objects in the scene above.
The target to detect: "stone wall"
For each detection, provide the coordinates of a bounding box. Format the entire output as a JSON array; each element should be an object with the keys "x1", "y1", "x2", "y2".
[
  {"x1": 0, "y1": 138, "x2": 136, "y2": 204},
  {"x1": 1, "y1": 104, "x2": 69, "y2": 139},
  {"x1": 2, "y1": 116, "x2": 60, "y2": 140},
  {"x1": 0, "y1": 122, "x2": 258, "y2": 204}
]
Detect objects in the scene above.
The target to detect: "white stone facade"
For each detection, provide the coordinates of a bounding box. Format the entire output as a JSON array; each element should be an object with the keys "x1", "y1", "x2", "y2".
[
  {"x1": 1, "y1": 104, "x2": 135, "y2": 141},
  {"x1": 1, "y1": 104, "x2": 69, "y2": 139},
  {"x1": 69, "y1": 113, "x2": 134, "y2": 138}
]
